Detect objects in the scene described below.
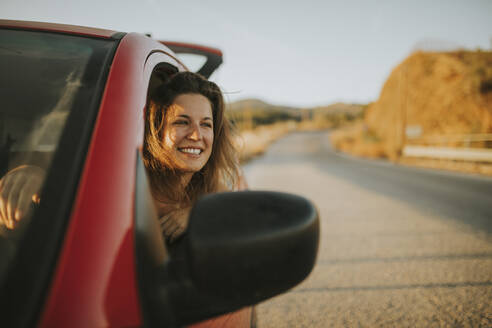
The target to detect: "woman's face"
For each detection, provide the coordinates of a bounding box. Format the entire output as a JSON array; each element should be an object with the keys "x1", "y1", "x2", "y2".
[{"x1": 162, "y1": 93, "x2": 214, "y2": 173}]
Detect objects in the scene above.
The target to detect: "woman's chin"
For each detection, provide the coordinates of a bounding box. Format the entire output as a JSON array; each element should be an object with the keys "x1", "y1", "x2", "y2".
[
  {"x1": 175, "y1": 154, "x2": 209, "y2": 173},
  {"x1": 176, "y1": 162, "x2": 205, "y2": 174}
]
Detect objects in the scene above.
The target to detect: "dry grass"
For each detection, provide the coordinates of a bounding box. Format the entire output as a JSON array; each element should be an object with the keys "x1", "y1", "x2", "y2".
[
  {"x1": 235, "y1": 121, "x2": 297, "y2": 163},
  {"x1": 330, "y1": 122, "x2": 386, "y2": 159}
]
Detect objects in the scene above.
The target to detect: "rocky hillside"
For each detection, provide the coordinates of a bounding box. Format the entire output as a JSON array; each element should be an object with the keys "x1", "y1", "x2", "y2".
[{"x1": 333, "y1": 50, "x2": 492, "y2": 160}]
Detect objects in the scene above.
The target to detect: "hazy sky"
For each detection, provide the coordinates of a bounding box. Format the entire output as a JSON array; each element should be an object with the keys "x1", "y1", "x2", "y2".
[{"x1": 1, "y1": 0, "x2": 491, "y2": 107}]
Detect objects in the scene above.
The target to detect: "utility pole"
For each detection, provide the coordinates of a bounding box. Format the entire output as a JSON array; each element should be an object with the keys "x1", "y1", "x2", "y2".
[
  {"x1": 397, "y1": 66, "x2": 408, "y2": 159},
  {"x1": 401, "y1": 66, "x2": 408, "y2": 155}
]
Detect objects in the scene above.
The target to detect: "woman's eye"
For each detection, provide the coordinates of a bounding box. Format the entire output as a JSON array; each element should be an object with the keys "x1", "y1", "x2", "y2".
[
  {"x1": 173, "y1": 120, "x2": 188, "y2": 125},
  {"x1": 201, "y1": 122, "x2": 213, "y2": 128}
]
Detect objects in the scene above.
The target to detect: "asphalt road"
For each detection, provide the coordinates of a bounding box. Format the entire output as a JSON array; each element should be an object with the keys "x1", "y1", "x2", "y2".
[{"x1": 243, "y1": 131, "x2": 492, "y2": 328}]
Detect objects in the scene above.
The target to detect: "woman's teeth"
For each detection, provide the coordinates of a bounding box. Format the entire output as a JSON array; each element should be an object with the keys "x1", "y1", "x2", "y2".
[{"x1": 180, "y1": 148, "x2": 201, "y2": 155}]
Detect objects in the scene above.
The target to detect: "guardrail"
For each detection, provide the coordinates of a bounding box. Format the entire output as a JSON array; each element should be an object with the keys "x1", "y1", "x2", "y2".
[
  {"x1": 403, "y1": 146, "x2": 492, "y2": 162},
  {"x1": 403, "y1": 133, "x2": 492, "y2": 162}
]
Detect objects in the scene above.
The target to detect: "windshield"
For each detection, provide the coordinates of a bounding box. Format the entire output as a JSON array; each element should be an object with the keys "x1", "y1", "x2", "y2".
[{"x1": 0, "y1": 29, "x2": 116, "y2": 286}]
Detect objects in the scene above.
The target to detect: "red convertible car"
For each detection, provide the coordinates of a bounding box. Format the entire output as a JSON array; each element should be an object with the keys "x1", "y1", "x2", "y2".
[{"x1": 0, "y1": 20, "x2": 319, "y2": 328}]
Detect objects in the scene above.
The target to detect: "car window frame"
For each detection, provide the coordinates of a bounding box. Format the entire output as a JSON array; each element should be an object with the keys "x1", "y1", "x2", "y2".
[{"x1": 0, "y1": 27, "x2": 122, "y2": 328}]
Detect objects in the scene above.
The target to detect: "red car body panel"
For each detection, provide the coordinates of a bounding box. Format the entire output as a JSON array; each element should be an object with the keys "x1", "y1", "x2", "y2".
[{"x1": 38, "y1": 32, "x2": 183, "y2": 327}]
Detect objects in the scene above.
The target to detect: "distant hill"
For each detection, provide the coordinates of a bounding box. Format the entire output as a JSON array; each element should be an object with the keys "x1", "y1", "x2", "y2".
[
  {"x1": 226, "y1": 98, "x2": 300, "y2": 114},
  {"x1": 312, "y1": 102, "x2": 365, "y2": 116},
  {"x1": 227, "y1": 98, "x2": 364, "y2": 114},
  {"x1": 226, "y1": 98, "x2": 366, "y2": 130},
  {"x1": 225, "y1": 98, "x2": 301, "y2": 128},
  {"x1": 226, "y1": 98, "x2": 272, "y2": 110}
]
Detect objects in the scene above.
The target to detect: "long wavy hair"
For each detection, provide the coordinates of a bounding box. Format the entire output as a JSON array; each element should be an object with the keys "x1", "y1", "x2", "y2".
[{"x1": 143, "y1": 72, "x2": 239, "y2": 205}]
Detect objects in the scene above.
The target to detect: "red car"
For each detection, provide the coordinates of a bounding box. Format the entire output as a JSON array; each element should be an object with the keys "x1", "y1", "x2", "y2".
[{"x1": 0, "y1": 20, "x2": 319, "y2": 328}]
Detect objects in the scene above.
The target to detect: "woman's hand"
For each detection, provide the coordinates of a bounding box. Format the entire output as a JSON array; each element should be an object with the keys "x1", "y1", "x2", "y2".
[
  {"x1": 159, "y1": 206, "x2": 191, "y2": 243},
  {"x1": 0, "y1": 165, "x2": 45, "y2": 230}
]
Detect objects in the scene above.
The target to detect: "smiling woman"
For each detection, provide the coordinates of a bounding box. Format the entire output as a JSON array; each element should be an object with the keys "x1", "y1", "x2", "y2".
[{"x1": 143, "y1": 72, "x2": 242, "y2": 243}]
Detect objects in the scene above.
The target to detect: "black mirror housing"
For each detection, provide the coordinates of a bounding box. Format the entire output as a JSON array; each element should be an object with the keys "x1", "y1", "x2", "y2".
[{"x1": 188, "y1": 191, "x2": 319, "y2": 303}]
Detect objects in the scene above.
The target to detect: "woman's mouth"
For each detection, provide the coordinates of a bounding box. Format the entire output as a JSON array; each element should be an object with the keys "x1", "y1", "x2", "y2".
[{"x1": 178, "y1": 147, "x2": 202, "y2": 155}]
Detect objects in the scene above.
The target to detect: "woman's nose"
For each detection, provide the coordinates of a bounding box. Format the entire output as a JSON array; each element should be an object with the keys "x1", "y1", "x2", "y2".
[{"x1": 188, "y1": 124, "x2": 202, "y2": 140}]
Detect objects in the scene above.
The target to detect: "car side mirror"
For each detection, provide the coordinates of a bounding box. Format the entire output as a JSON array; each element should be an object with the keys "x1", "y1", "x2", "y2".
[
  {"x1": 134, "y1": 153, "x2": 319, "y2": 327},
  {"x1": 189, "y1": 191, "x2": 318, "y2": 304}
]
